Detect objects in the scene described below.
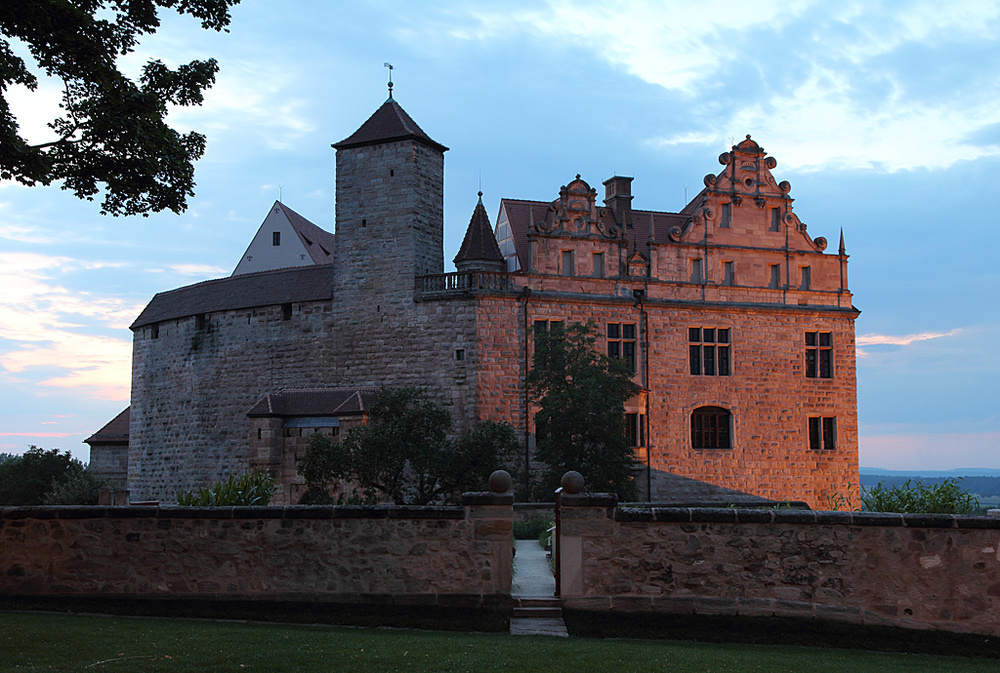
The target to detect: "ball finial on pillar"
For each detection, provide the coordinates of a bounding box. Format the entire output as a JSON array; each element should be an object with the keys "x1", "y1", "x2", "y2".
[
  {"x1": 560, "y1": 471, "x2": 584, "y2": 494},
  {"x1": 489, "y1": 470, "x2": 512, "y2": 494}
]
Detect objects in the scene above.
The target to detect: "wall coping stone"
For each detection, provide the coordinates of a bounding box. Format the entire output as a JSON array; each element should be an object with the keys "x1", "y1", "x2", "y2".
[
  {"x1": 602, "y1": 506, "x2": 1000, "y2": 530},
  {"x1": 461, "y1": 492, "x2": 514, "y2": 506},
  {"x1": 0, "y1": 504, "x2": 466, "y2": 521},
  {"x1": 560, "y1": 493, "x2": 617, "y2": 507}
]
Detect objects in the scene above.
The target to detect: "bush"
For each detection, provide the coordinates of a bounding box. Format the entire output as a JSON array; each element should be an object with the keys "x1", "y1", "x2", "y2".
[
  {"x1": 513, "y1": 511, "x2": 553, "y2": 540},
  {"x1": 176, "y1": 469, "x2": 276, "y2": 506},
  {"x1": 43, "y1": 469, "x2": 111, "y2": 505},
  {"x1": 861, "y1": 478, "x2": 979, "y2": 515}
]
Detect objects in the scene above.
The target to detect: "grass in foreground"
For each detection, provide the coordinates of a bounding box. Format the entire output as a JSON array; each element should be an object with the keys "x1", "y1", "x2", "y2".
[{"x1": 2, "y1": 611, "x2": 997, "y2": 673}]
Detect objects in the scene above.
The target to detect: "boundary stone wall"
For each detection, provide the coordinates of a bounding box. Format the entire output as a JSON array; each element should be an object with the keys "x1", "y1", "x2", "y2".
[
  {"x1": 558, "y1": 496, "x2": 1000, "y2": 638},
  {"x1": 0, "y1": 493, "x2": 512, "y2": 614}
]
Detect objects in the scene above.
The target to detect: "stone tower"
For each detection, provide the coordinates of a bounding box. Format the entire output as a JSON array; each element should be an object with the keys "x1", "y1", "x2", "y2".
[{"x1": 332, "y1": 93, "x2": 447, "y2": 301}]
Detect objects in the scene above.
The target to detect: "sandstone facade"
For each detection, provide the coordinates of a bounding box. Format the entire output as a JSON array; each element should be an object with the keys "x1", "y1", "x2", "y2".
[{"x1": 120, "y1": 96, "x2": 859, "y2": 507}]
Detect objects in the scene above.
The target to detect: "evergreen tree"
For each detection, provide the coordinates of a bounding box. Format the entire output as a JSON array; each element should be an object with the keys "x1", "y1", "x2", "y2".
[{"x1": 528, "y1": 321, "x2": 640, "y2": 501}]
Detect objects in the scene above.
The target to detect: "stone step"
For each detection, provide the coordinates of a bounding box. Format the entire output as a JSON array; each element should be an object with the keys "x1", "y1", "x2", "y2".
[
  {"x1": 513, "y1": 606, "x2": 563, "y2": 618},
  {"x1": 516, "y1": 597, "x2": 560, "y2": 609}
]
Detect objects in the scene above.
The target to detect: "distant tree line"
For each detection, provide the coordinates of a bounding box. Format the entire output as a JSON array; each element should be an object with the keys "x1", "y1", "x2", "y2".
[
  {"x1": 0, "y1": 446, "x2": 109, "y2": 505},
  {"x1": 860, "y1": 475, "x2": 1000, "y2": 498}
]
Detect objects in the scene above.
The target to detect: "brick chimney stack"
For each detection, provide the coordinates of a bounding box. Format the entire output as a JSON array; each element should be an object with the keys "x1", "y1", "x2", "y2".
[{"x1": 603, "y1": 175, "x2": 633, "y2": 227}]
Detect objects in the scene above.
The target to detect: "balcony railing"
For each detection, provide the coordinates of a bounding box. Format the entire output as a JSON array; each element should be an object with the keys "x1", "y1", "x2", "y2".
[{"x1": 415, "y1": 271, "x2": 512, "y2": 300}]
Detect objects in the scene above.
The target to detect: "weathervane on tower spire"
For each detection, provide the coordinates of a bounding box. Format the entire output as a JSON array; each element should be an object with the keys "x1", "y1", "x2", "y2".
[{"x1": 384, "y1": 62, "x2": 394, "y2": 99}]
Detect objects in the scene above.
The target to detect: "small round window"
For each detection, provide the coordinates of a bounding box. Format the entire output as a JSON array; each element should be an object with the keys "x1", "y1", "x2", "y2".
[{"x1": 744, "y1": 177, "x2": 754, "y2": 187}]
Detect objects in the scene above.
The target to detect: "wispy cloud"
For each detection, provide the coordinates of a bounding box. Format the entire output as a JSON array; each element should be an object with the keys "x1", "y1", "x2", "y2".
[
  {"x1": 857, "y1": 329, "x2": 961, "y2": 347},
  {"x1": 167, "y1": 263, "x2": 229, "y2": 277},
  {"x1": 0, "y1": 252, "x2": 137, "y2": 400}
]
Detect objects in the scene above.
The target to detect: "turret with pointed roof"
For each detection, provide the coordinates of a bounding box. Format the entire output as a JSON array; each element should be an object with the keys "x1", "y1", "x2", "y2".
[{"x1": 454, "y1": 192, "x2": 505, "y2": 273}]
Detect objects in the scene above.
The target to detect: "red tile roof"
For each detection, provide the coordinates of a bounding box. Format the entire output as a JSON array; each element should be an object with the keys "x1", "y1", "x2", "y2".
[
  {"x1": 246, "y1": 387, "x2": 379, "y2": 417},
  {"x1": 84, "y1": 407, "x2": 130, "y2": 445},
  {"x1": 333, "y1": 98, "x2": 448, "y2": 153}
]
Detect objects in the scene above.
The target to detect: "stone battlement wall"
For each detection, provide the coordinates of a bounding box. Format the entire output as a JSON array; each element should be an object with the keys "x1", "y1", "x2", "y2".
[
  {"x1": 558, "y1": 497, "x2": 1000, "y2": 638},
  {"x1": 0, "y1": 495, "x2": 512, "y2": 604}
]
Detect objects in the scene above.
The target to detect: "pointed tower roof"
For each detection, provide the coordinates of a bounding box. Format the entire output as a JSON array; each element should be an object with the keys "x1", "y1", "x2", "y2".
[
  {"x1": 454, "y1": 192, "x2": 504, "y2": 267},
  {"x1": 333, "y1": 98, "x2": 448, "y2": 153}
]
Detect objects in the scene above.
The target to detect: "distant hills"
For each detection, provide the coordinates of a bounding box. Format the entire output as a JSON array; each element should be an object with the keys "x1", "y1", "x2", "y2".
[{"x1": 861, "y1": 467, "x2": 1000, "y2": 477}]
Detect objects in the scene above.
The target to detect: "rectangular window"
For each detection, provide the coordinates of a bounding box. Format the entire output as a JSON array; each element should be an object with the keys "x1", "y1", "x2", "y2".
[
  {"x1": 770, "y1": 207, "x2": 781, "y2": 232},
  {"x1": 722, "y1": 261, "x2": 734, "y2": 286},
  {"x1": 455, "y1": 348, "x2": 466, "y2": 361},
  {"x1": 561, "y1": 250, "x2": 574, "y2": 276},
  {"x1": 720, "y1": 203, "x2": 731, "y2": 228},
  {"x1": 150, "y1": 324, "x2": 159, "y2": 339},
  {"x1": 691, "y1": 258, "x2": 704, "y2": 283},
  {"x1": 195, "y1": 313, "x2": 206, "y2": 330},
  {"x1": 769, "y1": 264, "x2": 781, "y2": 289},
  {"x1": 592, "y1": 252, "x2": 605, "y2": 278},
  {"x1": 689, "y1": 327, "x2": 731, "y2": 376},
  {"x1": 272, "y1": 231, "x2": 281, "y2": 246},
  {"x1": 809, "y1": 417, "x2": 837, "y2": 450},
  {"x1": 805, "y1": 331, "x2": 833, "y2": 378},
  {"x1": 625, "y1": 413, "x2": 646, "y2": 447},
  {"x1": 800, "y1": 265, "x2": 811, "y2": 290},
  {"x1": 534, "y1": 319, "x2": 564, "y2": 336},
  {"x1": 608, "y1": 323, "x2": 637, "y2": 372},
  {"x1": 282, "y1": 303, "x2": 292, "y2": 320}
]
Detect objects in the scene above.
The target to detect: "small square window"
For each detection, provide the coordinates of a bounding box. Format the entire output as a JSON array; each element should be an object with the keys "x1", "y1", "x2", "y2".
[
  {"x1": 809, "y1": 417, "x2": 837, "y2": 450},
  {"x1": 455, "y1": 348, "x2": 466, "y2": 361}
]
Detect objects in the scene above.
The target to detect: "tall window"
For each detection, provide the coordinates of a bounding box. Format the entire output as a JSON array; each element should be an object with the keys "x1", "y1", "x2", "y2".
[
  {"x1": 625, "y1": 412, "x2": 645, "y2": 447},
  {"x1": 720, "y1": 203, "x2": 732, "y2": 228},
  {"x1": 800, "y1": 266, "x2": 811, "y2": 290},
  {"x1": 769, "y1": 264, "x2": 781, "y2": 289},
  {"x1": 805, "y1": 331, "x2": 833, "y2": 378},
  {"x1": 608, "y1": 323, "x2": 637, "y2": 371},
  {"x1": 691, "y1": 258, "x2": 704, "y2": 283},
  {"x1": 689, "y1": 327, "x2": 731, "y2": 376},
  {"x1": 561, "y1": 250, "x2": 574, "y2": 276},
  {"x1": 691, "y1": 406, "x2": 732, "y2": 449},
  {"x1": 808, "y1": 417, "x2": 836, "y2": 451},
  {"x1": 722, "y1": 261, "x2": 734, "y2": 286},
  {"x1": 592, "y1": 252, "x2": 605, "y2": 278},
  {"x1": 272, "y1": 231, "x2": 281, "y2": 246},
  {"x1": 770, "y1": 207, "x2": 781, "y2": 232}
]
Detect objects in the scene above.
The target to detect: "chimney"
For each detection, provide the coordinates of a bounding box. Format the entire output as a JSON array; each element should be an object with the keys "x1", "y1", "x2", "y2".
[{"x1": 603, "y1": 176, "x2": 633, "y2": 227}]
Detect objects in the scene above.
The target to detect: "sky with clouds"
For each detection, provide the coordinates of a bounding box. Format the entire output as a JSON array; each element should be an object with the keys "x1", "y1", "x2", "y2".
[{"x1": 1, "y1": 0, "x2": 998, "y2": 471}]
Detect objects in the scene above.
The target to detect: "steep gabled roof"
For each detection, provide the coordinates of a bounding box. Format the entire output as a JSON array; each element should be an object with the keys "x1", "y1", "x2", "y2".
[
  {"x1": 246, "y1": 387, "x2": 379, "y2": 418},
  {"x1": 84, "y1": 407, "x2": 130, "y2": 445},
  {"x1": 454, "y1": 193, "x2": 504, "y2": 265},
  {"x1": 131, "y1": 264, "x2": 338, "y2": 329},
  {"x1": 277, "y1": 202, "x2": 336, "y2": 265},
  {"x1": 333, "y1": 97, "x2": 448, "y2": 153}
]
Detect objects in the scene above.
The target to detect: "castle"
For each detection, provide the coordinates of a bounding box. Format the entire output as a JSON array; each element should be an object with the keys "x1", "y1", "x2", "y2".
[{"x1": 86, "y1": 91, "x2": 860, "y2": 507}]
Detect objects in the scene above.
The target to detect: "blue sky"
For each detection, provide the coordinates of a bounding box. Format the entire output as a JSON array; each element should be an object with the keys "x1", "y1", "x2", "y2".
[{"x1": 1, "y1": 0, "x2": 998, "y2": 470}]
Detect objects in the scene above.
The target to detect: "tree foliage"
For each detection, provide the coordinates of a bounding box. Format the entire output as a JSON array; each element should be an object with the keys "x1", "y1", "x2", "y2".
[
  {"x1": 298, "y1": 387, "x2": 519, "y2": 506},
  {"x1": 528, "y1": 321, "x2": 640, "y2": 501},
  {"x1": 1, "y1": 0, "x2": 240, "y2": 215},
  {"x1": 0, "y1": 445, "x2": 105, "y2": 505}
]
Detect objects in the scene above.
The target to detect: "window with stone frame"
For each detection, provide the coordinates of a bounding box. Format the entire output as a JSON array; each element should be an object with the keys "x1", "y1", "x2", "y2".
[
  {"x1": 720, "y1": 202, "x2": 732, "y2": 228},
  {"x1": 800, "y1": 265, "x2": 812, "y2": 290},
  {"x1": 625, "y1": 412, "x2": 645, "y2": 447},
  {"x1": 769, "y1": 264, "x2": 781, "y2": 289},
  {"x1": 691, "y1": 406, "x2": 732, "y2": 449},
  {"x1": 808, "y1": 416, "x2": 836, "y2": 451},
  {"x1": 691, "y1": 258, "x2": 704, "y2": 283},
  {"x1": 805, "y1": 331, "x2": 833, "y2": 378},
  {"x1": 561, "y1": 250, "x2": 574, "y2": 276},
  {"x1": 533, "y1": 319, "x2": 564, "y2": 336},
  {"x1": 592, "y1": 251, "x2": 605, "y2": 278},
  {"x1": 689, "y1": 327, "x2": 731, "y2": 376},
  {"x1": 607, "y1": 322, "x2": 637, "y2": 372},
  {"x1": 770, "y1": 207, "x2": 781, "y2": 232},
  {"x1": 722, "y1": 260, "x2": 734, "y2": 286}
]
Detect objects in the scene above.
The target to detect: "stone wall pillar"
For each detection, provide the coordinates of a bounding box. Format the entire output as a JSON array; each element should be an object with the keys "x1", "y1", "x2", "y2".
[
  {"x1": 461, "y1": 470, "x2": 515, "y2": 595},
  {"x1": 555, "y1": 471, "x2": 617, "y2": 598}
]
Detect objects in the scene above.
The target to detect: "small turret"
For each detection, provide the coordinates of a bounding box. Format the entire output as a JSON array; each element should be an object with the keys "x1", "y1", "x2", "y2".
[{"x1": 454, "y1": 192, "x2": 505, "y2": 273}]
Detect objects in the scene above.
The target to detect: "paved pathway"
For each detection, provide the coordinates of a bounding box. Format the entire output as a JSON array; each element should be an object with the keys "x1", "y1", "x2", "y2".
[{"x1": 510, "y1": 539, "x2": 567, "y2": 637}]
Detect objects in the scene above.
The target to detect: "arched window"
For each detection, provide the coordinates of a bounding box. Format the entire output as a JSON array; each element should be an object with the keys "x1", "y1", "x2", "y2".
[{"x1": 691, "y1": 406, "x2": 732, "y2": 449}]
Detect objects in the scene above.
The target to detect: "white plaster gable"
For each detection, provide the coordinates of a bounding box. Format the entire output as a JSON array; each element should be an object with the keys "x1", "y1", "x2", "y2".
[{"x1": 233, "y1": 202, "x2": 316, "y2": 276}]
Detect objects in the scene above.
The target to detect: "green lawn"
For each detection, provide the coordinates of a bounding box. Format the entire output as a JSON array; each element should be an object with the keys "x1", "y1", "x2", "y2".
[{"x1": 2, "y1": 611, "x2": 996, "y2": 673}]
